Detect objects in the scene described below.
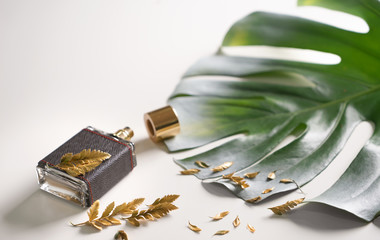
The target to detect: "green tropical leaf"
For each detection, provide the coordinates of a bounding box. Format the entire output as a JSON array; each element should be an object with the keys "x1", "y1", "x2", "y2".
[{"x1": 165, "y1": 0, "x2": 380, "y2": 222}]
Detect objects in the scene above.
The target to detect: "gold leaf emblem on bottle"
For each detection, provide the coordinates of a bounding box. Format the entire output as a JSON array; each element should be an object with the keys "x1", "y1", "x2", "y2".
[{"x1": 56, "y1": 149, "x2": 111, "y2": 177}]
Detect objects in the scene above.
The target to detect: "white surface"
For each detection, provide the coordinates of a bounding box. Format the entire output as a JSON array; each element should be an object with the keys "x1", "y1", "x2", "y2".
[{"x1": 1, "y1": 0, "x2": 380, "y2": 239}]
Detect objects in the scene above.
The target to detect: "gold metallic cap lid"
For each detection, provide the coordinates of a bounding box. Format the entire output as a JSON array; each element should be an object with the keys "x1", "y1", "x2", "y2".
[{"x1": 144, "y1": 105, "x2": 180, "y2": 142}]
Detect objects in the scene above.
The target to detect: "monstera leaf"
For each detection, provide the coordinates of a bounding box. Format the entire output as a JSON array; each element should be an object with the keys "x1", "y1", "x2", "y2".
[{"x1": 166, "y1": 0, "x2": 380, "y2": 222}]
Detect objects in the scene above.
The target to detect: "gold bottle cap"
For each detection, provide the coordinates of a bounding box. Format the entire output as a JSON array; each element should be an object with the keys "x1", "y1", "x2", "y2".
[
  {"x1": 144, "y1": 105, "x2": 180, "y2": 142},
  {"x1": 114, "y1": 127, "x2": 134, "y2": 141}
]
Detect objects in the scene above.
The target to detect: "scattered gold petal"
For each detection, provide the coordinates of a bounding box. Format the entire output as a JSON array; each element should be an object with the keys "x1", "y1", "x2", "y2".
[
  {"x1": 269, "y1": 198, "x2": 305, "y2": 215},
  {"x1": 180, "y1": 169, "x2": 200, "y2": 175},
  {"x1": 233, "y1": 216, "x2": 240, "y2": 228},
  {"x1": 267, "y1": 171, "x2": 276, "y2": 180},
  {"x1": 247, "y1": 224, "x2": 256, "y2": 233},
  {"x1": 212, "y1": 162, "x2": 233, "y2": 172},
  {"x1": 214, "y1": 230, "x2": 229, "y2": 235},
  {"x1": 246, "y1": 196, "x2": 262, "y2": 203},
  {"x1": 211, "y1": 211, "x2": 229, "y2": 221},
  {"x1": 114, "y1": 230, "x2": 128, "y2": 240},
  {"x1": 262, "y1": 187, "x2": 275, "y2": 194},
  {"x1": 188, "y1": 221, "x2": 202, "y2": 232},
  {"x1": 195, "y1": 161, "x2": 209, "y2": 168},
  {"x1": 244, "y1": 171, "x2": 260, "y2": 179},
  {"x1": 223, "y1": 172, "x2": 250, "y2": 189},
  {"x1": 280, "y1": 178, "x2": 294, "y2": 183}
]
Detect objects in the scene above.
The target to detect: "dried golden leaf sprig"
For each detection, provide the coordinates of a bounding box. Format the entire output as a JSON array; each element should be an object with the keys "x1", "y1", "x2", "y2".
[
  {"x1": 71, "y1": 195, "x2": 179, "y2": 230},
  {"x1": 269, "y1": 198, "x2": 305, "y2": 215},
  {"x1": 56, "y1": 149, "x2": 111, "y2": 177}
]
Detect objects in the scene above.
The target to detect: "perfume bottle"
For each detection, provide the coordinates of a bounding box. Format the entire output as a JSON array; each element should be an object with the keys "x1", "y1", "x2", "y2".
[{"x1": 36, "y1": 126, "x2": 136, "y2": 207}]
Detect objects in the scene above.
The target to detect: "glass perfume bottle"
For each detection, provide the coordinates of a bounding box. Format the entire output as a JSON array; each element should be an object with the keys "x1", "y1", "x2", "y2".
[{"x1": 36, "y1": 126, "x2": 136, "y2": 207}]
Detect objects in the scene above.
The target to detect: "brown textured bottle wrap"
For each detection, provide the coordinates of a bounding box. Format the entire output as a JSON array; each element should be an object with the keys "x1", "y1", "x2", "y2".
[{"x1": 37, "y1": 128, "x2": 136, "y2": 207}]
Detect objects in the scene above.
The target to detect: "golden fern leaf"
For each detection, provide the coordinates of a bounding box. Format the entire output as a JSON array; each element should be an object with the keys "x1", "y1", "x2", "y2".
[
  {"x1": 149, "y1": 194, "x2": 180, "y2": 206},
  {"x1": 111, "y1": 202, "x2": 128, "y2": 216},
  {"x1": 125, "y1": 202, "x2": 178, "y2": 226},
  {"x1": 118, "y1": 198, "x2": 145, "y2": 215},
  {"x1": 101, "y1": 202, "x2": 115, "y2": 218},
  {"x1": 56, "y1": 149, "x2": 111, "y2": 177},
  {"x1": 72, "y1": 200, "x2": 122, "y2": 230},
  {"x1": 269, "y1": 198, "x2": 305, "y2": 215},
  {"x1": 60, "y1": 153, "x2": 73, "y2": 164},
  {"x1": 87, "y1": 200, "x2": 100, "y2": 222},
  {"x1": 72, "y1": 195, "x2": 178, "y2": 231}
]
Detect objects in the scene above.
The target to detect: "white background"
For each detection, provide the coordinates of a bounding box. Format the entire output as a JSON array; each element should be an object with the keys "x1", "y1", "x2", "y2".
[{"x1": 1, "y1": 0, "x2": 380, "y2": 239}]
